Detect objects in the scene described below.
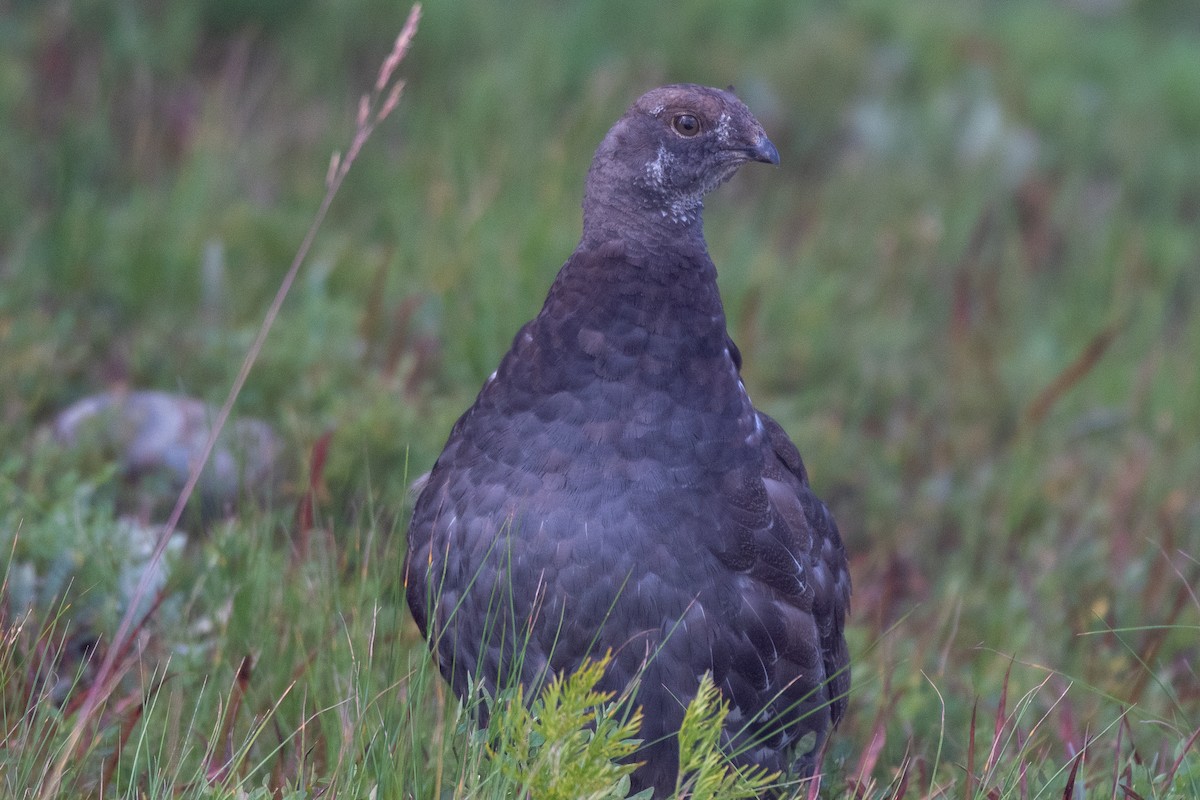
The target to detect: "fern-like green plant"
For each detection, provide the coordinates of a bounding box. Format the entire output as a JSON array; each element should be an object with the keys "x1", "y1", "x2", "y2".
[
  {"x1": 487, "y1": 652, "x2": 644, "y2": 800},
  {"x1": 675, "y1": 674, "x2": 781, "y2": 800}
]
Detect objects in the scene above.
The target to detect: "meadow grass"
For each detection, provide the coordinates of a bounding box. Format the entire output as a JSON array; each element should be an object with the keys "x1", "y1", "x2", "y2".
[{"x1": 1, "y1": 0, "x2": 1198, "y2": 797}]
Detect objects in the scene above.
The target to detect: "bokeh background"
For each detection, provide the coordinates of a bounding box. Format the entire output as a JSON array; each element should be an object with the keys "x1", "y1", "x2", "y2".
[{"x1": 2, "y1": 1, "x2": 1198, "y2": 797}]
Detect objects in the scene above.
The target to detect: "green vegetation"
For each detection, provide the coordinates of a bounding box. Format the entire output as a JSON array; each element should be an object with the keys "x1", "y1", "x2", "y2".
[
  {"x1": 487, "y1": 653, "x2": 644, "y2": 799},
  {"x1": 1, "y1": 0, "x2": 1198, "y2": 797}
]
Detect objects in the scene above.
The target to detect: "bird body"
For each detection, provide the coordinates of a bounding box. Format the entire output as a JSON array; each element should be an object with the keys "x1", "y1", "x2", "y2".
[{"x1": 405, "y1": 84, "x2": 850, "y2": 796}]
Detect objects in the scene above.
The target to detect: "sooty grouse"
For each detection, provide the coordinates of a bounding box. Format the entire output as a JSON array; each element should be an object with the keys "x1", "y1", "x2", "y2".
[{"x1": 405, "y1": 84, "x2": 850, "y2": 796}]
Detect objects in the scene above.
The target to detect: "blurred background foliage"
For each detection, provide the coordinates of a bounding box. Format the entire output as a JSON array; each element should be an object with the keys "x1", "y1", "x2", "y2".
[{"x1": 0, "y1": 0, "x2": 1198, "y2": 796}]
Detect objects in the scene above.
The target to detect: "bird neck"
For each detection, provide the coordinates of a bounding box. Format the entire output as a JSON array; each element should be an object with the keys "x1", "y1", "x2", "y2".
[
  {"x1": 543, "y1": 239, "x2": 730, "y2": 355},
  {"x1": 509, "y1": 241, "x2": 751, "y2": 438},
  {"x1": 580, "y1": 138, "x2": 707, "y2": 253},
  {"x1": 580, "y1": 194, "x2": 706, "y2": 254}
]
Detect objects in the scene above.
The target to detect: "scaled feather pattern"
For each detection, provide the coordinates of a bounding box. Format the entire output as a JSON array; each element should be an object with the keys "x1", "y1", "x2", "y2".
[{"x1": 405, "y1": 84, "x2": 851, "y2": 797}]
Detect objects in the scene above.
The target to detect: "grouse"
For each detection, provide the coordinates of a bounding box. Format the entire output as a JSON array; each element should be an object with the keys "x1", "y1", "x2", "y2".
[{"x1": 405, "y1": 84, "x2": 851, "y2": 796}]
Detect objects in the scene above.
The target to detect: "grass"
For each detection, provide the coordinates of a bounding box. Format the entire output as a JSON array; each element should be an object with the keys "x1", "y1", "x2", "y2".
[{"x1": 1, "y1": 0, "x2": 1198, "y2": 797}]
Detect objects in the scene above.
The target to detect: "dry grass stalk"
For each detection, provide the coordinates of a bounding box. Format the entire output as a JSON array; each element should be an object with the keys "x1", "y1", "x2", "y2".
[
  {"x1": 1023, "y1": 322, "x2": 1120, "y2": 427},
  {"x1": 38, "y1": 6, "x2": 423, "y2": 797}
]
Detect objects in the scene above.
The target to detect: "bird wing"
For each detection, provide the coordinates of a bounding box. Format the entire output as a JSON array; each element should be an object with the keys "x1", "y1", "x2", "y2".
[
  {"x1": 720, "y1": 334, "x2": 851, "y2": 729},
  {"x1": 756, "y1": 405, "x2": 851, "y2": 729}
]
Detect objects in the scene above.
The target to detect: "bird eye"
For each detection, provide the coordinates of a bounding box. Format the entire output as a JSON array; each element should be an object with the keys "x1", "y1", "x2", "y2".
[{"x1": 672, "y1": 114, "x2": 701, "y2": 137}]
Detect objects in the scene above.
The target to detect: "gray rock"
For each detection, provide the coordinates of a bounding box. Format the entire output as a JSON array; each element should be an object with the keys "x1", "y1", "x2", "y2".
[{"x1": 51, "y1": 390, "x2": 284, "y2": 523}]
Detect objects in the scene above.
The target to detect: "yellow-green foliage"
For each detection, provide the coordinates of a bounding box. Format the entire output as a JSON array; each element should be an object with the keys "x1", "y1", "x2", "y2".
[
  {"x1": 487, "y1": 653, "x2": 643, "y2": 800},
  {"x1": 487, "y1": 659, "x2": 786, "y2": 799},
  {"x1": 675, "y1": 674, "x2": 781, "y2": 800}
]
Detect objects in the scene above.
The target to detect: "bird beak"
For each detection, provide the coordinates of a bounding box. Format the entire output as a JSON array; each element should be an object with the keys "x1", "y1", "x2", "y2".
[{"x1": 748, "y1": 133, "x2": 780, "y2": 165}]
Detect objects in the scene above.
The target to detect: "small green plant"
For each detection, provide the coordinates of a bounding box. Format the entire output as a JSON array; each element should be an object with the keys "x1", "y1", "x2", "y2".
[
  {"x1": 487, "y1": 652, "x2": 643, "y2": 800},
  {"x1": 675, "y1": 674, "x2": 782, "y2": 800},
  {"x1": 483, "y1": 655, "x2": 794, "y2": 800}
]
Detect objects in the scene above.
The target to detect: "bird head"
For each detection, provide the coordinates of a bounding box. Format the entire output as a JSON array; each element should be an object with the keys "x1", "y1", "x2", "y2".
[{"x1": 582, "y1": 84, "x2": 779, "y2": 245}]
